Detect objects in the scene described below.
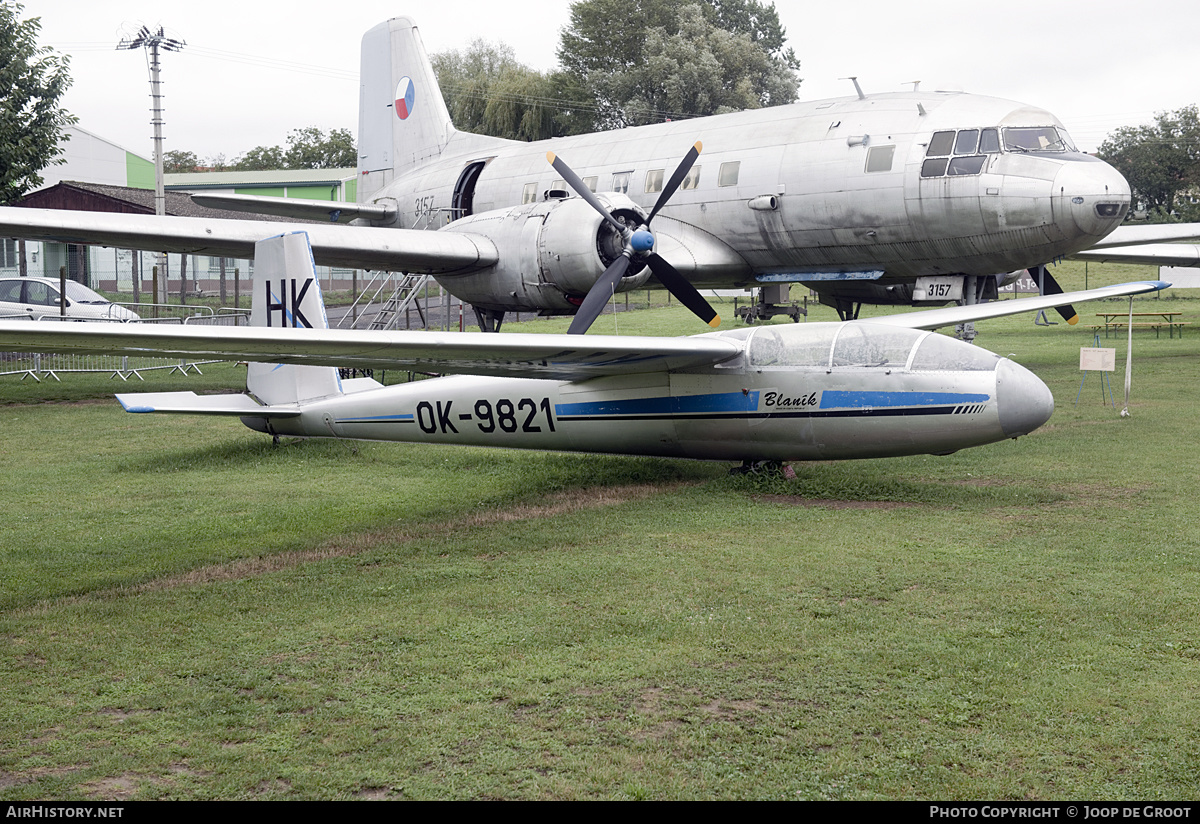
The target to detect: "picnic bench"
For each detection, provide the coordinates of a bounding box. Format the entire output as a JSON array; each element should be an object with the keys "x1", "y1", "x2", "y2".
[{"x1": 1092, "y1": 312, "x2": 1187, "y2": 339}]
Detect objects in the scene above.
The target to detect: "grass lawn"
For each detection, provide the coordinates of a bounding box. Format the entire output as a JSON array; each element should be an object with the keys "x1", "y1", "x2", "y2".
[{"x1": 2, "y1": 263, "x2": 1199, "y2": 799}]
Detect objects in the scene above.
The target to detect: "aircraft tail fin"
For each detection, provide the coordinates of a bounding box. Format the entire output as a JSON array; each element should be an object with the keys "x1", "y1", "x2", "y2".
[
  {"x1": 247, "y1": 232, "x2": 344, "y2": 406},
  {"x1": 357, "y1": 17, "x2": 455, "y2": 203}
]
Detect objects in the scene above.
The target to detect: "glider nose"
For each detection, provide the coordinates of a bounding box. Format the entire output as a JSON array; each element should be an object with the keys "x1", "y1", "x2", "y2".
[
  {"x1": 996, "y1": 358, "x2": 1054, "y2": 438},
  {"x1": 1053, "y1": 158, "x2": 1131, "y2": 243}
]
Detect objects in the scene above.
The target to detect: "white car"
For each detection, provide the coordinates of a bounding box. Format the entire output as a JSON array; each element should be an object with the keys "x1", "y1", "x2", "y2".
[{"x1": 0, "y1": 277, "x2": 140, "y2": 321}]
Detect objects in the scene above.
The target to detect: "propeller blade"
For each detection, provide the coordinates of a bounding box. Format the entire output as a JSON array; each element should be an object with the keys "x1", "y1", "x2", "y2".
[
  {"x1": 546, "y1": 151, "x2": 628, "y2": 236},
  {"x1": 567, "y1": 254, "x2": 631, "y2": 335},
  {"x1": 1030, "y1": 265, "x2": 1079, "y2": 324},
  {"x1": 549, "y1": 143, "x2": 713, "y2": 334},
  {"x1": 646, "y1": 141, "x2": 702, "y2": 226},
  {"x1": 646, "y1": 254, "x2": 720, "y2": 328}
]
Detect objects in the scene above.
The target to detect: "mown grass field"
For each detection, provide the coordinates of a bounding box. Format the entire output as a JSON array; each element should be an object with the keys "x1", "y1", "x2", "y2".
[{"x1": 2, "y1": 262, "x2": 1198, "y2": 799}]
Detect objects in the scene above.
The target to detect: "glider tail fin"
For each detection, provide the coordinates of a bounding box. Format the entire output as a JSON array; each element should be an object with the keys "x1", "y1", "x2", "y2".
[{"x1": 247, "y1": 232, "x2": 343, "y2": 406}]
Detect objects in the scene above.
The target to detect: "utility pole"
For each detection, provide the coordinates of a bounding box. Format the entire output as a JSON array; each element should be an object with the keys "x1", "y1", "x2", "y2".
[{"x1": 118, "y1": 26, "x2": 185, "y2": 304}]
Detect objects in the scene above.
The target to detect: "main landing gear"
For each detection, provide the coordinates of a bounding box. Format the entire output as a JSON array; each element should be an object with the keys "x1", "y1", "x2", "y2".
[
  {"x1": 729, "y1": 460, "x2": 796, "y2": 478},
  {"x1": 473, "y1": 307, "x2": 505, "y2": 333},
  {"x1": 737, "y1": 284, "x2": 807, "y2": 324}
]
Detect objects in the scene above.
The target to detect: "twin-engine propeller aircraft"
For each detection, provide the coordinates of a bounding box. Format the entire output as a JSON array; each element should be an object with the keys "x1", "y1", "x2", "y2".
[
  {"x1": 1, "y1": 16, "x2": 1197, "y2": 335},
  {"x1": 0, "y1": 232, "x2": 1167, "y2": 465}
]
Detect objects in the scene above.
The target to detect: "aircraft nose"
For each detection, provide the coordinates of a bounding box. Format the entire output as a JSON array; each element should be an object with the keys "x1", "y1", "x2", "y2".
[
  {"x1": 996, "y1": 358, "x2": 1054, "y2": 438},
  {"x1": 1053, "y1": 158, "x2": 1131, "y2": 242}
]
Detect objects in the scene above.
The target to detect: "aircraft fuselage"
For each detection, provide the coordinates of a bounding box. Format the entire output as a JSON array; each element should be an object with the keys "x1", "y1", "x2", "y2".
[
  {"x1": 363, "y1": 90, "x2": 1130, "y2": 312},
  {"x1": 246, "y1": 321, "x2": 1053, "y2": 462}
]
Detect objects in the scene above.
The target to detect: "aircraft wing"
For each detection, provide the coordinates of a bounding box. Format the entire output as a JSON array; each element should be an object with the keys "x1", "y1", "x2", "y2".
[
  {"x1": 0, "y1": 322, "x2": 742, "y2": 381},
  {"x1": 1091, "y1": 223, "x2": 1200, "y2": 246},
  {"x1": 188, "y1": 193, "x2": 397, "y2": 225},
  {"x1": 0, "y1": 207, "x2": 496, "y2": 275},
  {"x1": 1070, "y1": 244, "x2": 1200, "y2": 267},
  {"x1": 1068, "y1": 222, "x2": 1200, "y2": 267},
  {"x1": 868, "y1": 281, "x2": 1170, "y2": 331}
]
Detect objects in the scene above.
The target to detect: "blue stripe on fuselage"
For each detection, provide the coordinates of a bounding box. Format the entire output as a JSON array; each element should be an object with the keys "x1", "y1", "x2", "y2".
[
  {"x1": 819, "y1": 390, "x2": 989, "y2": 409},
  {"x1": 556, "y1": 391, "x2": 759, "y2": 418},
  {"x1": 337, "y1": 414, "x2": 414, "y2": 423}
]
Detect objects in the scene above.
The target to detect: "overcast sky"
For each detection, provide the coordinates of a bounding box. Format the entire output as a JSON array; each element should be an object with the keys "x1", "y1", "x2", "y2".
[{"x1": 26, "y1": 0, "x2": 1200, "y2": 160}]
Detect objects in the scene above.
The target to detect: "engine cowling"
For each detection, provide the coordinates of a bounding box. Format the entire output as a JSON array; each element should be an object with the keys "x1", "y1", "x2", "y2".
[{"x1": 437, "y1": 194, "x2": 653, "y2": 313}]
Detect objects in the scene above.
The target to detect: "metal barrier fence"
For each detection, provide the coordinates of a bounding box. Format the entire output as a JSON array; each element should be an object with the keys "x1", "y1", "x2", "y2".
[
  {"x1": 0, "y1": 352, "x2": 216, "y2": 382},
  {"x1": 110, "y1": 303, "x2": 252, "y2": 325},
  {"x1": 0, "y1": 310, "x2": 249, "y2": 381}
]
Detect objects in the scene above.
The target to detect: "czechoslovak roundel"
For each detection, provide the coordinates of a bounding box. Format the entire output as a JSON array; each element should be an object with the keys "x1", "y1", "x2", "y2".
[{"x1": 395, "y1": 76, "x2": 415, "y2": 120}]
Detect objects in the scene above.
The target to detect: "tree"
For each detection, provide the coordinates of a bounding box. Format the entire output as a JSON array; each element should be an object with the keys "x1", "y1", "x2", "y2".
[
  {"x1": 229, "y1": 127, "x2": 356, "y2": 171},
  {"x1": 434, "y1": 39, "x2": 520, "y2": 134},
  {"x1": 0, "y1": 2, "x2": 76, "y2": 204},
  {"x1": 162, "y1": 149, "x2": 199, "y2": 173},
  {"x1": 432, "y1": 39, "x2": 561, "y2": 141},
  {"x1": 480, "y1": 66, "x2": 558, "y2": 142},
  {"x1": 1099, "y1": 106, "x2": 1200, "y2": 221},
  {"x1": 234, "y1": 144, "x2": 286, "y2": 171},
  {"x1": 557, "y1": 0, "x2": 799, "y2": 130},
  {"x1": 283, "y1": 126, "x2": 357, "y2": 169}
]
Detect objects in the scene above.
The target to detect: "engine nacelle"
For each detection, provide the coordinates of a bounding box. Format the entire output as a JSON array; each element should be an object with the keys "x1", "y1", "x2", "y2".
[{"x1": 437, "y1": 194, "x2": 653, "y2": 313}]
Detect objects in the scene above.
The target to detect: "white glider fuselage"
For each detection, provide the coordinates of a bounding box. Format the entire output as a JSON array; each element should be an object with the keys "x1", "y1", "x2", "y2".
[{"x1": 246, "y1": 335, "x2": 1045, "y2": 462}]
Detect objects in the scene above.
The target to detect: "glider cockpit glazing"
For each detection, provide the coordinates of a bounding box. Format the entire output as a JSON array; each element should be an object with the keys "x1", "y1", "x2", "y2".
[{"x1": 723, "y1": 322, "x2": 1001, "y2": 373}]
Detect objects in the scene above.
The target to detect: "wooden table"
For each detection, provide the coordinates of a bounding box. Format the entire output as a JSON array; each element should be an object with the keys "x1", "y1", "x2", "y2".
[{"x1": 1093, "y1": 312, "x2": 1186, "y2": 338}]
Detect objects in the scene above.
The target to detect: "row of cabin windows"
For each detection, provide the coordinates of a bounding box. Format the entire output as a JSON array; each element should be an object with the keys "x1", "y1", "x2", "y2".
[{"x1": 520, "y1": 161, "x2": 742, "y2": 204}]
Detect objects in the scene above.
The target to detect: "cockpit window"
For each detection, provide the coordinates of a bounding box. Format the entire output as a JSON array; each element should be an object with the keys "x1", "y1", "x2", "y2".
[
  {"x1": 923, "y1": 125, "x2": 1074, "y2": 178},
  {"x1": 927, "y1": 131, "x2": 956, "y2": 157},
  {"x1": 831, "y1": 325, "x2": 924, "y2": 369},
  {"x1": 947, "y1": 155, "x2": 987, "y2": 176},
  {"x1": 910, "y1": 333, "x2": 1001, "y2": 371},
  {"x1": 748, "y1": 325, "x2": 840, "y2": 368},
  {"x1": 744, "y1": 324, "x2": 1000, "y2": 373},
  {"x1": 954, "y1": 130, "x2": 979, "y2": 155},
  {"x1": 921, "y1": 157, "x2": 949, "y2": 177},
  {"x1": 923, "y1": 128, "x2": 1000, "y2": 177},
  {"x1": 1003, "y1": 126, "x2": 1077, "y2": 153}
]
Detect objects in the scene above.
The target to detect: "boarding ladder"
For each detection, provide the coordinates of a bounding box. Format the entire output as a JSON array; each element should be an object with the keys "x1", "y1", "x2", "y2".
[{"x1": 336, "y1": 272, "x2": 430, "y2": 331}]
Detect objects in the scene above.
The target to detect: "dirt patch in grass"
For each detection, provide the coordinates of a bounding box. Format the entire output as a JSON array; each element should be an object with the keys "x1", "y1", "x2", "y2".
[
  {"x1": 1, "y1": 397, "x2": 113, "y2": 408},
  {"x1": 1040, "y1": 482, "x2": 1153, "y2": 509},
  {"x1": 82, "y1": 773, "x2": 146, "y2": 799},
  {"x1": 90, "y1": 483, "x2": 687, "y2": 598},
  {"x1": 944, "y1": 477, "x2": 1012, "y2": 487},
  {"x1": 752, "y1": 494, "x2": 917, "y2": 510}
]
